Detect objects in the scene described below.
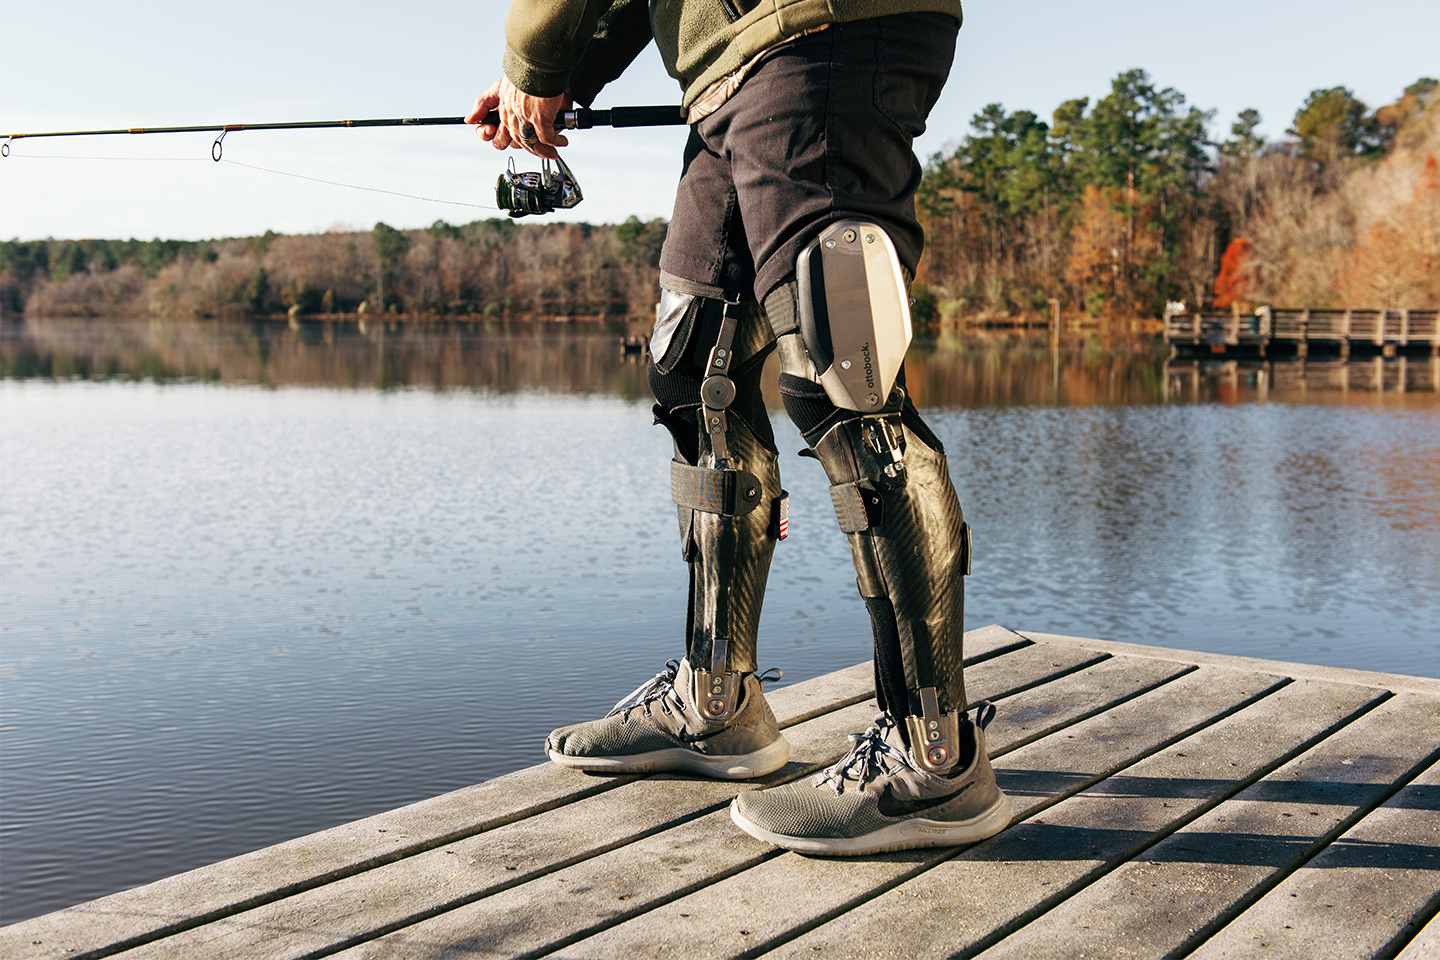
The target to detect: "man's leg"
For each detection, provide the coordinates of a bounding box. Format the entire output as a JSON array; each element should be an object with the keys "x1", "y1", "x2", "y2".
[
  {"x1": 544, "y1": 137, "x2": 791, "y2": 780},
  {"x1": 729, "y1": 319, "x2": 1011, "y2": 853}
]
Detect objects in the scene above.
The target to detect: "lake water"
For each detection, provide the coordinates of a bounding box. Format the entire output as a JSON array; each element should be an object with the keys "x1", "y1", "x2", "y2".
[{"x1": 2, "y1": 318, "x2": 1438, "y2": 923}]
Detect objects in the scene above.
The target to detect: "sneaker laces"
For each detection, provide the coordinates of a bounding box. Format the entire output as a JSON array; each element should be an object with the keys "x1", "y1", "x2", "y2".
[
  {"x1": 814, "y1": 713, "x2": 912, "y2": 795},
  {"x1": 605, "y1": 659, "x2": 685, "y2": 720}
]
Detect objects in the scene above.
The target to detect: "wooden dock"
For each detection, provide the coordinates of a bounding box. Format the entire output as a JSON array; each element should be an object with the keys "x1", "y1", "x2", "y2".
[
  {"x1": 5, "y1": 626, "x2": 1438, "y2": 960},
  {"x1": 1166, "y1": 307, "x2": 1440, "y2": 358}
]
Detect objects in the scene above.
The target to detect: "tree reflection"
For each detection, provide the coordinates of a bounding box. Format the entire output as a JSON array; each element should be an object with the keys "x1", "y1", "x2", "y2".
[{"x1": 1, "y1": 318, "x2": 1435, "y2": 410}]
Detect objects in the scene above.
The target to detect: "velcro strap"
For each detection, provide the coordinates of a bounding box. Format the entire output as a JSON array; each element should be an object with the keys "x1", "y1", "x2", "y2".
[
  {"x1": 762, "y1": 282, "x2": 800, "y2": 336},
  {"x1": 829, "y1": 482, "x2": 883, "y2": 532},
  {"x1": 671, "y1": 461, "x2": 763, "y2": 516}
]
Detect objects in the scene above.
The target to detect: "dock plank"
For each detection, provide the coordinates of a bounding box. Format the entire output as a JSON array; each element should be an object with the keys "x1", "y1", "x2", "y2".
[
  {"x1": 98, "y1": 636, "x2": 1094, "y2": 960},
  {"x1": 324, "y1": 652, "x2": 1189, "y2": 959},
  {"x1": 972, "y1": 694, "x2": 1440, "y2": 960},
  {"x1": 765, "y1": 677, "x2": 1386, "y2": 960},
  {"x1": 543, "y1": 665, "x2": 1285, "y2": 959},
  {"x1": 1018, "y1": 631, "x2": 1440, "y2": 697},
  {"x1": 1189, "y1": 758, "x2": 1440, "y2": 960}
]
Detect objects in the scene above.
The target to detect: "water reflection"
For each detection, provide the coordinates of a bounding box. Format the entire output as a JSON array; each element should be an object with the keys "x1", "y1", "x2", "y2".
[
  {"x1": 5, "y1": 318, "x2": 1437, "y2": 409},
  {"x1": 1, "y1": 319, "x2": 1437, "y2": 924},
  {"x1": 1163, "y1": 356, "x2": 1440, "y2": 403},
  {"x1": 0, "y1": 317, "x2": 654, "y2": 400}
]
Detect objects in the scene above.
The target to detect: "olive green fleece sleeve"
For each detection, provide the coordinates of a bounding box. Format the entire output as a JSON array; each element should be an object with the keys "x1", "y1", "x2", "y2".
[
  {"x1": 566, "y1": 0, "x2": 655, "y2": 107},
  {"x1": 503, "y1": 0, "x2": 614, "y2": 97}
]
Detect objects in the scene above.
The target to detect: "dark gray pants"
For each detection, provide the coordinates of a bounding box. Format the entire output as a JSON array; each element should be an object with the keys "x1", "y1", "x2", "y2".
[{"x1": 658, "y1": 11, "x2": 959, "y2": 303}]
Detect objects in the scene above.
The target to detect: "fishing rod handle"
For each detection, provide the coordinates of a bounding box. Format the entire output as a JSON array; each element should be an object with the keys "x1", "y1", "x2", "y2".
[{"x1": 477, "y1": 106, "x2": 687, "y2": 130}]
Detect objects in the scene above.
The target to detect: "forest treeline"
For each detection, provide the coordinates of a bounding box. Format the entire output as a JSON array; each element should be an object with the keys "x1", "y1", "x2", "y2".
[
  {"x1": 2, "y1": 70, "x2": 1436, "y2": 324},
  {"x1": 916, "y1": 70, "x2": 1439, "y2": 321},
  {"x1": 0, "y1": 217, "x2": 667, "y2": 322}
]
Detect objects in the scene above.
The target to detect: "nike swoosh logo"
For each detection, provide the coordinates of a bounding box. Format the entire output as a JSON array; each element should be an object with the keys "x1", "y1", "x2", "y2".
[{"x1": 876, "y1": 779, "x2": 974, "y2": 818}]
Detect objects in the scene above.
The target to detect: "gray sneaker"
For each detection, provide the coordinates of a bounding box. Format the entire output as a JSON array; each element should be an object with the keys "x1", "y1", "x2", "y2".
[
  {"x1": 546, "y1": 658, "x2": 791, "y2": 779},
  {"x1": 730, "y1": 703, "x2": 1013, "y2": 855}
]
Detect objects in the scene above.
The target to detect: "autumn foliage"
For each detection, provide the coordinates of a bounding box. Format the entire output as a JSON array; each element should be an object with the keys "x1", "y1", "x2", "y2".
[
  {"x1": 1212, "y1": 239, "x2": 1254, "y2": 309},
  {"x1": 920, "y1": 72, "x2": 1439, "y2": 320}
]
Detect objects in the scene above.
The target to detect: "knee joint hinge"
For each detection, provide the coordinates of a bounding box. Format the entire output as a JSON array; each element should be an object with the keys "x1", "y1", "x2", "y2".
[
  {"x1": 905, "y1": 686, "x2": 961, "y2": 773},
  {"x1": 700, "y1": 300, "x2": 742, "y2": 462},
  {"x1": 693, "y1": 636, "x2": 740, "y2": 721}
]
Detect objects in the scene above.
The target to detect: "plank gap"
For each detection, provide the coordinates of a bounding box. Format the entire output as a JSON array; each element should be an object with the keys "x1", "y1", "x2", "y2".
[
  {"x1": 989, "y1": 658, "x2": 1189, "y2": 760},
  {"x1": 1378, "y1": 887, "x2": 1440, "y2": 960},
  {"x1": 514, "y1": 849, "x2": 791, "y2": 960}
]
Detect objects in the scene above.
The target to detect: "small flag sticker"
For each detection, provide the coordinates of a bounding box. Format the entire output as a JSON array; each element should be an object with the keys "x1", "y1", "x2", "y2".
[{"x1": 776, "y1": 491, "x2": 790, "y2": 540}]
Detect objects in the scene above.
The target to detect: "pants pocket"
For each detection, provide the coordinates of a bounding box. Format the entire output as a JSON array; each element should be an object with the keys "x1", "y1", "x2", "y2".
[{"x1": 873, "y1": 13, "x2": 959, "y2": 137}]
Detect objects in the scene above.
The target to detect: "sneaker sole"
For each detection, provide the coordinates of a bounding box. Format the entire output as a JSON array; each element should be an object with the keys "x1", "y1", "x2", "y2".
[
  {"x1": 547, "y1": 736, "x2": 791, "y2": 780},
  {"x1": 729, "y1": 789, "x2": 1015, "y2": 855}
]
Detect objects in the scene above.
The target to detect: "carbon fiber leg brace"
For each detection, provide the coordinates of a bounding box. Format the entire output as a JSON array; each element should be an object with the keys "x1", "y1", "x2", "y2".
[
  {"x1": 649, "y1": 289, "x2": 785, "y2": 722},
  {"x1": 777, "y1": 333, "x2": 972, "y2": 772}
]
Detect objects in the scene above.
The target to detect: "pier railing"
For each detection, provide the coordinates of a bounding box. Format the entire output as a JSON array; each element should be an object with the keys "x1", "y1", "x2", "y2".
[{"x1": 1165, "y1": 307, "x2": 1440, "y2": 355}]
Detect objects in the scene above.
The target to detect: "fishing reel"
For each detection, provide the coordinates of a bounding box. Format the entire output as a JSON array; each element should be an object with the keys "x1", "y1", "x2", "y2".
[{"x1": 496, "y1": 154, "x2": 583, "y2": 218}]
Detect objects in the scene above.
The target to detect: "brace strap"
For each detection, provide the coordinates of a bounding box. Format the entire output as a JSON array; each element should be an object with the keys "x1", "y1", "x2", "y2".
[
  {"x1": 672, "y1": 461, "x2": 764, "y2": 517},
  {"x1": 829, "y1": 481, "x2": 884, "y2": 533}
]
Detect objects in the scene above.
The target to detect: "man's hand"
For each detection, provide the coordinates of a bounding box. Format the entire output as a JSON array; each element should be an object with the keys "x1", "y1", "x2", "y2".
[{"x1": 467, "y1": 78, "x2": 571, "y2": 160}]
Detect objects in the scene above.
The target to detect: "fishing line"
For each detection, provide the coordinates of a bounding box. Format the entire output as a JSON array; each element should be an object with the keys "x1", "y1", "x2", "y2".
[{"x1": 219, "y1": 158, "x2": 499, "y2": 211}]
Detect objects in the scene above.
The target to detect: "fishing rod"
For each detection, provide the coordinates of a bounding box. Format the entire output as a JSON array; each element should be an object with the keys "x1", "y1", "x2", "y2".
[{"x1": 2, "y1": 105, "x2": 686, "y2": 216}]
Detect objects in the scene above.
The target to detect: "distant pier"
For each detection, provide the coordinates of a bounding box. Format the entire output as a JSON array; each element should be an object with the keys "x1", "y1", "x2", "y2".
[{"x1": 1167, "y1": 307, "x2": 1440, "y2": 358}]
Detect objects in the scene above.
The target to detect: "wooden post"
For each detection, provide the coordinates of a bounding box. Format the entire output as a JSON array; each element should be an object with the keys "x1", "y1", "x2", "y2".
[{"x1": 1299, "y1": 309, "x2": 1310, "y2": 358}]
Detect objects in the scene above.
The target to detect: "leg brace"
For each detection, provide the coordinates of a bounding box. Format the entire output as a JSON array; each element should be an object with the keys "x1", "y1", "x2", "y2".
[
  {"x1": 777, "y1": 333, "x2": 972, "y2": 773},
  {"x1": 649, "y1": 288, "x2": 786, "y2": 723}
]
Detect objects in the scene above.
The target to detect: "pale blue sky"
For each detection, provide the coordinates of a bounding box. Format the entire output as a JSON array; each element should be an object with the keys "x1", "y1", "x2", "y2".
[{"x1": 2, "y1": 0, "x2": 1436, "y2": 240}]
